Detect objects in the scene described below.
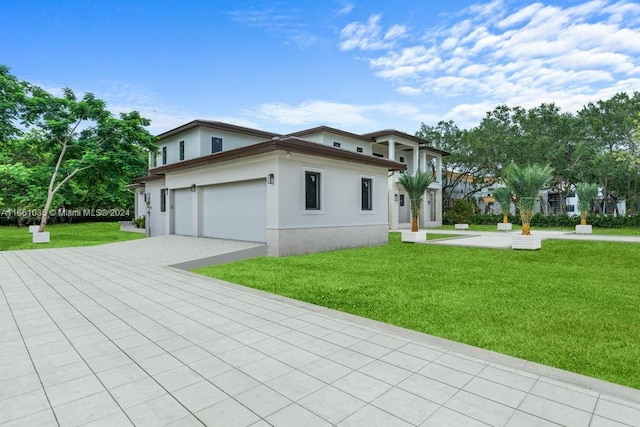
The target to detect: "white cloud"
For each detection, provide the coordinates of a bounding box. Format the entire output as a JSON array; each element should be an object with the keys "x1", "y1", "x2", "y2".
[
  {"x1": 340, "y1": 0, "x2": 640, "y2": 126},
  {"x1": 339, "y1": 14, "x2": 406, "y2": 51},
  {"x1": 338, "y1": 2, "x2": 354, "y2": 15}
]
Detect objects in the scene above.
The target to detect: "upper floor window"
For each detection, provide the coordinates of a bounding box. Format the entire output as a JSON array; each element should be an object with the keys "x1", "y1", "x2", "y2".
[
  {"x1": 333, "y1": 141, "x2": 341, "y2": 148},
  {"x1": 179, "y1": 141, "x2": 185, "y2": 161},
  {"x1": 160, "y1": 188, "x2": 167, "y2": 212},
  {"x1": 361, "y1": 177, "x2": 373, "y2": 211},
  {"x1": 305, "y1": 171, "x2": 321, "y2": 210},
  {"x1": 356, "y1": 147, "x2": 363, "y2": 153},
  {"x1": 162, "y1": 147, "x2": 167, "y2": 165},
  {"x1": 372, "y1": 153, "x2": 384, "y2": 158},
  {"x1": 399, "y1": 156, "x2": 405, "y2": 163},
  {"x1": 212, "y1": 137, "x2": 223, "y2": 153}
]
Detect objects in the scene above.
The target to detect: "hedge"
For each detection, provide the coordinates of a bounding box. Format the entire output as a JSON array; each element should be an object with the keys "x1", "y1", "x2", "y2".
[{"x1": 443, "y1": 213, "x2": 640, "y2": 228}]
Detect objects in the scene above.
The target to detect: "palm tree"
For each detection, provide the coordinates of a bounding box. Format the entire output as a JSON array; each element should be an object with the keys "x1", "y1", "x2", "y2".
[
  {"x1": 575, "y1": 182, "x2": 598, "y2": 226},
  {"x1": 397, "y1": 170, "x2": 434, "y2": 232},
  {"x1": 503, "y1": 163, "x2": 553, "y2": 235},
  {"x1": 492, "y1": 187, "x2": 512, "y2": 224}
]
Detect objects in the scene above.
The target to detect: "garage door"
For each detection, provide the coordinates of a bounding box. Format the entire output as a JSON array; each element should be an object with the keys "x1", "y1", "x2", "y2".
[
  {"x1": 201, "y1": 180, "x2": 266, "y2": 242},
  {"x1": 173, "y1": 188, "x2": 193, "y2": 236}
]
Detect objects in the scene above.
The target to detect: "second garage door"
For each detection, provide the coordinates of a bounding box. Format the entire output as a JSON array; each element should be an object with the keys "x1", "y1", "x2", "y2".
[{"x1": 200, "y1": 179, "x2": 267, "y2": 242}]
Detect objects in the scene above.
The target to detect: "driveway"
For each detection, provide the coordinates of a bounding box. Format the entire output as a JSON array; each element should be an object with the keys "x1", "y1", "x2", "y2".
[{"x1": 1, "y1": 243, "x2": 639, "y2": 426}]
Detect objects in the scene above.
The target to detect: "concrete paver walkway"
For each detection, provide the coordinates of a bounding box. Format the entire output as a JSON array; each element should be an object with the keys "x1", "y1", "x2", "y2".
[
  {"x1": 2, "y1": 244, "x2": 640, "y2": 426},
  {"x1": 423, "y1": 229, "x2": 640, "y2": 249}
]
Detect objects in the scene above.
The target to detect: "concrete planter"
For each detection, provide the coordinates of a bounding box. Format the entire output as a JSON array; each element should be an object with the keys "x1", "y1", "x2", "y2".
[
  {"x1": 512, "y1": 234, "x2": 541, "y2": 250},
  {"x1": 32, "y1": 232, "x2": 50, "y2": 244},
  {"x1": 497, "y1": 223, "x2": 513, "y2": 231},
  {"x1": 575, "y1": 225, "x2": 592, "y2": 234},
  {"x1": 28, "y1": 225, "x2": 40, "y2": 233},
  {"x1": 401, "y1": 230, "x2": 427, "y2": 243},
  {"x1": 454, "y1": 224, "x2": 469, "y2": 230}
]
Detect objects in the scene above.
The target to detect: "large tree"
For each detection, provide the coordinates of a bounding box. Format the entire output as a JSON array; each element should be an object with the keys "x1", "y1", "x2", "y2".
[{"x1": 0, "y1": 66, "x2": 157, "y2": 230}]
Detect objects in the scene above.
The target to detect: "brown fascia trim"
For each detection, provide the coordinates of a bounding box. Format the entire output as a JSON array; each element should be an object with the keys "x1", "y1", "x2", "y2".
[
  {"x1": 147, "y1": 137, "x2": 407, "y2": 175},
  {"x1": 156, "y1": 120, "x2": 281, "y2": 141},
  {"x1": 289, "y1": 126, "x2": 372, "y2": 143},
  {"x1": 362, "y1": 129, "x2": 451, "y2": 156},
  {"x1": 132, "y1": 174, "x2": 165, "y2": 183}
]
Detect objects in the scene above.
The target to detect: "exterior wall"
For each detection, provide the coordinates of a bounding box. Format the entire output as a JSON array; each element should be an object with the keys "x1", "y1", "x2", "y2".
[
  {"x1": 197, "y1": 128, "x2": 268, "y2": 157},
  {"x1": 295, "y1": 131, "x2": 372, "y2": 155},
  {"x1": 145, "y1": 179, "x2": 167, "y2": 237}
]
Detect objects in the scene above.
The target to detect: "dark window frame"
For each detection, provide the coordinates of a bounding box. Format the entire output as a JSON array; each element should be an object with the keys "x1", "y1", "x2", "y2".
[
  {"x1": 356, "y1": 147, "x2": 364, "y2": 153},
  {"x1": 162, "y1": 147, "x2": 167, "y2": 165},
  {"x1": 333, "y1": 141, "x2": 341, "y2": 148},
  {"x1": 361, "y1": 177, "x2": 373, "y2": 211},
  {"x1": 305, "y1": 171, "x2": 321, "y2": 211},
  {"x1": 211, "y1": 137, "x2": 223, "y2": 153},
  {"x1": 160, "y1": 188, "x2": 167, "y2": 212},
  {"x1": 179, "y1": 140, "x2": 185, "y2": 161}
]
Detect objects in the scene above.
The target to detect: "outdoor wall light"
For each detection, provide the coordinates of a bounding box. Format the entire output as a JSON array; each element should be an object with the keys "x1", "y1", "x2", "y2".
[
  {"x1": 190, "y1": 184, "x2": 196, "y2": 192},
  {"x1": 394, "y1": 193, "x2": 398, "y2": 201},
  {"x1": 267, "y1": 173, "x2": 275, "y2": 185}
]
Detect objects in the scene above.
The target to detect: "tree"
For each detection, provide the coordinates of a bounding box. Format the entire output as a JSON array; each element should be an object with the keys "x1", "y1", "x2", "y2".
[
  {"x1": 0, "y1": 67, "x2": 157, "y2": 231},
  {"x1": 575, "y1": 182, "x2": 598, "y2": 226},
  {"x1": 503, "y1": 164, "x2": 553, "y2": 235},
  {"x1": 492, "y1": 187, "x2": 512, "y2": 224},
  {"x1": 397, "y1": 170, "x2": 434, "y2": 232}
]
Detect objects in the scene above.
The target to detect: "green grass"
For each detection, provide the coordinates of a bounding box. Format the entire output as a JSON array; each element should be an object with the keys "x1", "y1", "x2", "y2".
[
  {"x1": 0, "y1": 222, "x2": 145, "y2": 251},
  {"x1": 195, "y1": 233, "x2": 640, "y2": 389}
]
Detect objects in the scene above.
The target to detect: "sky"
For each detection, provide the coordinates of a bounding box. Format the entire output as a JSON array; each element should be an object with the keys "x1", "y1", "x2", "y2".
[{"x1": 1, "y1": 0, "x2": 640, "y2": 135}]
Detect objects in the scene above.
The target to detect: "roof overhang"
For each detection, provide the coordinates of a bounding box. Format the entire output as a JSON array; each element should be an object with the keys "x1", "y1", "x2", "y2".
[{"x1": 157, "y1": 120, "x2": 280, "y2": 141}]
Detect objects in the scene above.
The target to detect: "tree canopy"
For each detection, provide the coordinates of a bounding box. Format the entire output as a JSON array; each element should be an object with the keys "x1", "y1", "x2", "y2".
[
  {"x1": 417, "y1": 92, "x2": 640, "y2": 215},
  {"x1": 0, "y1": 66, "x2": 157, "y2": 228}
]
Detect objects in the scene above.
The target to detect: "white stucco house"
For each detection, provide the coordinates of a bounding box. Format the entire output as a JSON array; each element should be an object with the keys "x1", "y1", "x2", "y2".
[{"x1": 130, "y1": 120, "x2": 447, "y2": 256}]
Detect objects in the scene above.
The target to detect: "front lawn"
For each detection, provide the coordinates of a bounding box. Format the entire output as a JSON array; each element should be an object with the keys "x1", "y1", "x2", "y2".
[
  {"x1": 0, "y1": 222, "x2": 145, "y2": 251},
  {"x1": 195, "y1": 232, "x2": 640, "y2": 389}
]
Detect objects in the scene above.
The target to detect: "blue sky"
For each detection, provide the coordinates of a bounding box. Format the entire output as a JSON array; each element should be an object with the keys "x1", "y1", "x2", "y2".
[{"x1": 2, "y1": 0, "x2": 639, "y2": 135}]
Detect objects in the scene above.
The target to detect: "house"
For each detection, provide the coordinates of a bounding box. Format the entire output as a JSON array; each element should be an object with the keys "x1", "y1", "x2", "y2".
[{"x1": 130, "y1": 120, "x2": 447, "y2": 256}]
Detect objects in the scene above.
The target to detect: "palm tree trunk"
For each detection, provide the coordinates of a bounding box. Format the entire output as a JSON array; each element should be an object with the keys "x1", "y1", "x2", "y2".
[
  {"x1": 411, "y1": 215, "x2": 419, "y2": 232},
  {"x1": 503, "y1": 214, "x2": 508, "y2": 224}
]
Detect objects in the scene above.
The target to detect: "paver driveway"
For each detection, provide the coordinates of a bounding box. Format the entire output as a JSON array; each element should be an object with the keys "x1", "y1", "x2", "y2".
[{"x1": 1, "y1": 244, "x2": 640, "y2": 426}]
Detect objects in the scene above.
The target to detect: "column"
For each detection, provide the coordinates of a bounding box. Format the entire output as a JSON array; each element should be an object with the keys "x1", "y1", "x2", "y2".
[
  {"x1": 388, "y1": 139, "x2": 395, "y2": 161},
  {"x1": 436, "y1": 156, "x2": 442, "y2": 184},
  {"x1": 412, "y1": 146, "x2": 419, "y2": 174},
  {"x1": 420, "y1": 151, "x2": 427, "y2": 172}
]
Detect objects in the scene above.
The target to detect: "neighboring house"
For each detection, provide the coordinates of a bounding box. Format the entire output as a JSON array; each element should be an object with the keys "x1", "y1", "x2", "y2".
[{"x1": 130, "y1": 120, "x2": 447, "y2": 256}]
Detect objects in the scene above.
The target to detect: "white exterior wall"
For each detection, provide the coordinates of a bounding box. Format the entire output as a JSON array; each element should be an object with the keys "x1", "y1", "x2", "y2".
[
  {"x1": 197, "y1": 129, "x2": 268, "y2": 157},
  {"x1": 296, "y1": 131, "x2": 372, "y2": 155},
  {"x1": 145, "y1": 179, "x2": 167, "y2": 237}
]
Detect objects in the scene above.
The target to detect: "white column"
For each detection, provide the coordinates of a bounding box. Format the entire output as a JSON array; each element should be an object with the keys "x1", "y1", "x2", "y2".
[
  {"x1": 388, "y1": 139, "x2": 395, "y2": 161},
  {"x1": 420, "y1": 151, "x2": 427, "y2": 172},
  {"x1": 436, "y1": 156, "x2": 442, "y2": 184},
  {"x1": 412, "y1": 146, "x2": 419, "y2": 174}
]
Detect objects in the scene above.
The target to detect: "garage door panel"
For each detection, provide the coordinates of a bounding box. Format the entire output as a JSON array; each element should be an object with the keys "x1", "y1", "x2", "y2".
[
  {"x1": 173, "y1": 188, "x2": 193, "y2": 236},
  {"x1": 201, "y1": 180, "x2": 266, "y2": 242}
]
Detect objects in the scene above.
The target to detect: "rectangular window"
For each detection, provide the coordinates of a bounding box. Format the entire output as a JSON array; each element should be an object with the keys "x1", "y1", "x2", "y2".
[
  {"x1": 399, "y1": 194, "x2": 405, "y2": 207},
  {"x1": 211, "y1": 137, "x2": 223, "y2": 153},
  {"x1": 305, "y1": 171, "x2": 321, "y2": 210},
  {"x1": 372, "y1": 153, "x2": 384, "y2": 158},
  {"x1": 179, "y1": 140, "x2": 185, "y2": 161},
  {"x1": 160, "y1": 188, "x2": 167, "y2": 212},
  {"x1": 162, "y1": 147, "x2": 167, "y2": 165},
  {"x1": 356, "y1": 147, "x2": 363, "y2": 153},
  {"x1": 333, "y1": 141, "x2": 341, "y2": 148},
  {"x1": 399, "y1": 156, "x2": 405, "y2": 163},
  {"x1": 361, "y1": 178, "x2": 372, "y2": 211}
]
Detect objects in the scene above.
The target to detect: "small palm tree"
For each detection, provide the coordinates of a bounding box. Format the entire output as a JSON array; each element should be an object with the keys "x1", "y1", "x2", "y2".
[
  {"x1": 575, "y1": 182, "x2": 598, "y2": 226},
  {"x1": 397, "y1": 170, "x2": 434, "y2": 232},
  {"x1": 503, "y1": 163, "x2": 553, "y2": 235},
  {"x1": 492, "y1": 187, "x2": 512, "y2": 224}
]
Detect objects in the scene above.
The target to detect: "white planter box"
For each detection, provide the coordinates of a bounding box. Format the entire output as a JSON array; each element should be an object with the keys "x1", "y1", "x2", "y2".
[
  {"x1": 401, "y1": 230, "x2": 427, "y2": 243},
  {"x1": 497, "y1": 223, "x2": 513, "y2": 231},
  {"x1": 512, "y1": 235, "x2": 541, "y2": 250},
  {"x1": 454, "y1": 224, "x2": 469, "y2": 230},
  {"x1": 29, "y1": 225, "x2": 40, "y2": 233},
  {"x1": 575, "y1": 225, "x2": 592, "y2": 234},
  {"x1": 32, "y1": 232, "x2": 50, "y2": 244}
]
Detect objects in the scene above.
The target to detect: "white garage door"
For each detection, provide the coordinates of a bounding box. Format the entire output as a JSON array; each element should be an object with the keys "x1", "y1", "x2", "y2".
[
  {"x1": 173, "y1": 188, "x2": 193, "y2": 236},
  {"x1": 201, "y1": 180, "x2": 266, "y2": 242}
]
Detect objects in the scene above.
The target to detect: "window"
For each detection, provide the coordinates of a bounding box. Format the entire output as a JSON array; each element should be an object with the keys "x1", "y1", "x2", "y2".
[
  {"x1": 372, "y1": 153, "x2": 384, "y2": 158},
  {"x1": 361, "y1": 177, "x2": 373, "y2": 211},
  {"x1": 356, "y1": 147, "x2": 364, "y2": 153},
  {"x1": 305, "y1": 171, "x2": 321, "y2": 210},
  {"x1": 161, "y1": 147, "x2": 167, "y2": 165},
  {"x1": 333, "y1": 141, "x2": 341, "y2": 148},
  {"x1": 211, "y1": 137, "x2": 223, "y2": 153},
  {"x1": 399, "y1": 194, "x2": 405, "y2": 207},
  {"x1": 160, "y1": 189, "x2": 167, "y2": 212},
  {"x1": 399, "y1": 156, "x2": 405, "y2": 163},
  {"x1": 179, "y1": 140, "x2": 185, "y2": 161}
]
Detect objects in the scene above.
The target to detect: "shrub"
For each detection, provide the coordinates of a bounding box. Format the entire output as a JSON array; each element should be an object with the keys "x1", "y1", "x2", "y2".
[
  {"x1": 133, "y1": 216, "x2": 145, "y2": 229},
  {"x1": 448, "y1": 199, "x2": 475, "y2": 224}
]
